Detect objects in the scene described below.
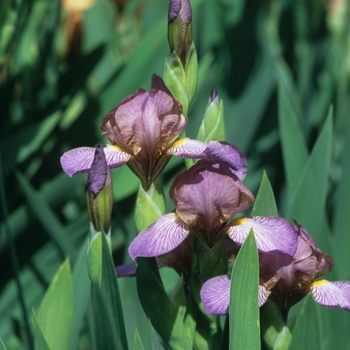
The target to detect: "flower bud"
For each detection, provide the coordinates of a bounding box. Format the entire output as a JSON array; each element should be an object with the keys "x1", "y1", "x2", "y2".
[
  {"x1": 165, "y1": 0, "x2": 197, "y2": 115},
  {"x1": 86, "y1": 144, "x2": 113, "y2": 235},
  {"x1": 197, "y1": 87, "x2": 226, "y2": 142},
  {"x1": 168, "y1": 0, "x2": 192, "y2": 68}
]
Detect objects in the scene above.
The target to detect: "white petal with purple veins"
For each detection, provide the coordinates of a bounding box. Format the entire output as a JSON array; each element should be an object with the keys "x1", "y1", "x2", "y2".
[
  {"x1": 227, "y1": 216, "x2": 297, "y2": 256},
  {"x1": 104, "y1": 144, "x2": 131, "y2": 168},
  {"x1": 310, "y1": 280, "x2": 350, "y2": 311},
  {"x1": 128, "y1": 213, "x2": 189, "y2": 259},
  {"x1": 167, "y1": 138, "x2": 207, "y2": 158}
]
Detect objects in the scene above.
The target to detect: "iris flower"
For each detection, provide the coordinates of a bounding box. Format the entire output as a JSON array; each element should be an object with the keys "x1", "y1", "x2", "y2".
[
  {"x1": 200, "y1": 223, "x2": 350, "y2": 315},
  {"x1": 128, "y1": 144, "x2": 297, "y2": 260},
  {"x1": 60, "y1": 74, "x2": 206, "y2": 190}
]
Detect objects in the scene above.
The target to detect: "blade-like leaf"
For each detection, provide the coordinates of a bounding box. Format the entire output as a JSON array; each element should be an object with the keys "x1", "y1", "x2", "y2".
[
  {"x1": 251, "y1": 170, "x2": 278, "y2": 217},
  {"x1": 288, "y1": 297, "x2": 322, "y2": 350},
  {"x1": 278, "y1": 84, "x2": 308, "y2": 196},
  {"x1": 133, "y1": 329, "x2": 145, "y2": 350},
  {"x1": 136, "y1": 258, "x2": 191, "y2": 349},
  {"x1": 70, "y1": 239, "x2": 91, "y2": 350},
  {"x1": 287, "y1": 109, "x2": 333, "y2": 247},
  {"x1": 90, "y1": 232, "x2": 128, "y2": 350},
  {"x1": 15, "y1": 170, "x2": 75, "y2": 258},
  {"x1": 229, "y1": 230, "x2": 260, "y2": 350},
  {"x1": 32, "y1": 311, "x2": 51, "y2": 350},
  {"x1": 36, "y1": 259, "x2": 73, "y2": 350}
]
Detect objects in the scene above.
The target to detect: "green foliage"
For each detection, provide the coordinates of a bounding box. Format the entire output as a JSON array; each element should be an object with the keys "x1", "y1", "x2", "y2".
[
  {"x1": 34, "y1": 259, "x2": 73, "y2": 350},
  {"x1": 229, "y1": 231, "x2": 260, "y2": 350},
  {"x1": 1, "y1": 0, "x2": 350, "y2": 348}
]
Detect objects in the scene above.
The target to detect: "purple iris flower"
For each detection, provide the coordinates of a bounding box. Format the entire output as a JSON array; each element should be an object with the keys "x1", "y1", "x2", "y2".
[
  {"x1": 60, "y1": 74, "x2": 206, "y2": 190},
  {"x1": 128, "y1": 145, "x2": 297, "y2": 260},
  {"x1": 200, "y1": 223, "x2": 350, "y2": 315}
]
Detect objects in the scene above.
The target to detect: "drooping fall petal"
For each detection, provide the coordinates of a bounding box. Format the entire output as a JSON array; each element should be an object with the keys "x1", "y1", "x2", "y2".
[
  {"x1": 200, "y1": 275, "x2": 231, "y2": 315},
  {"x1": 200, "y1": 275, "x2": 270, "y2": 315},
  {"x1": 60, "y1": 145, "x2": 131, "y2": 177},
  {"x1": 227, "y1": 216, "x2": 297, "y2": 256},
  {"x1": 128, "y1": 213, "x2": 190, "y2": 259},
  {"x1": 310, "y1": 280, "x2": 350, "y2": 311}
]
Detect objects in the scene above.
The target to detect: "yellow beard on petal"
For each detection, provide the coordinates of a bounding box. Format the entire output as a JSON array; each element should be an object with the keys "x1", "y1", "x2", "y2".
[{"x1": 310, "y1": 279, "x2": 328, "y2": 287}]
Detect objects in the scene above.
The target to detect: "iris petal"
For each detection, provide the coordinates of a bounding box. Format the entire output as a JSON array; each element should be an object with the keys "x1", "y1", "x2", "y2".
[
  {"x1": 310, "y1": 280, "x2": 350, "y2": 311},
  {"x1": 104, "y1": 144, "x2": 131, "y2": 168},
  {"x1": 128, "y1": 213, "x2": 189, "y2": 259},
  {"x1": 204, "y1": 141, "x2": 248, "y2": 180},
  {"x1": 200, "y1": 275, "x2": 231, "y2": 315},
  {"x1": 168, "y1": 138, "x2": 207, "y2": 158},
  {"x1": 60, "y1": 147, "x2": 96, "y2": 177},
  {"x1": 259, "y1": 285, "x2": 271, "y2": 307},
  {"x1": 227, "y1": 216, "x2": 297, "y2": 256},
  {"x1": 60, "y1": 146, "x2": 131, "y2": 177}
]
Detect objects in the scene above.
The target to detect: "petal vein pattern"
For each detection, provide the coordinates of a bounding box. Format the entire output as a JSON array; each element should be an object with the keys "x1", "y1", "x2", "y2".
[
  {"x1": 60, "y1": 147, "x2": 96, "y2": 177},
  {"x1": 200, "y1": 275, "x2": 231, "y2": 315},
  {"x1": 310, "y1": 280, "x2": 350, "y2": 311},
  {"x1": 168, "y1": 138, "x2": 207, "y2": 158},
  {"x1": 227, "y1": 217, "x2": 297, "y2": 256},
  {"x1": 104, "y1": 145, "x2": 131, "y2": 168},
  {"x1": 128, "y1": 213, "x2": 189, "y2": 259}
]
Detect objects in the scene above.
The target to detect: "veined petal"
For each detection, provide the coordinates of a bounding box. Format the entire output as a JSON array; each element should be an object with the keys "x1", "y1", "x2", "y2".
[
  {"x1": 227, "y1": 217, "x2": 297, "y2": 256},
  {"x1": 200, "y1": 275, "x2": 230, "y2": 315},
  {"x1": 310, "y1": 280, "x2": 350, "y2": 311},
  {"x1": 60, "y1": 147, "x2": 96, "y2": 177},
  {"x1": 168, "y1": 138, "x2": 207, "y2": 158},
  {"x1": 104, "y1": 144, "x2": 132, "y2": 168},
  {"x1": 60, "y1": 146, "x2": 131, "y2": 177},
  {"x1": 128, "y1": 213, "x2": 189, "y2": 260},
  {"x1": 204, "y1": 141, "x2": 248, "y2": 180},
  {"x1": 259, "y1": 285, "x2": 271, "y2": 307}
]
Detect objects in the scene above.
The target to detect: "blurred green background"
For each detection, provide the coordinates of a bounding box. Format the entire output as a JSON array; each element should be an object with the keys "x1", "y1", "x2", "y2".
[{"x1": 1, "y1": 0, "x2": 350, "y2": 348}]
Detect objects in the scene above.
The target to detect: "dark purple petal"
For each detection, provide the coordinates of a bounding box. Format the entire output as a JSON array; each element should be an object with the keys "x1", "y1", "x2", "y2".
[
  {"x1": 86, "y1": 145, "x2": 108, "y2": 197},
  {"x1": 60, "y1": 147, "x2": 96, "y2": 177},
  {"x1": 227, "y1": 217, "x2": 297, "y2": 256},
  {"x1": 116, "y1": 262, "x2": 136, "y2": 277},
  {"x1": 200, "y1": 275, "x2": 230, "y2": 315},
  {"x1": 259, "y1": 285, "x2": 270, "y2": 307},
  {"x1": 170, "y1": 161, "x2": 254, "y2": 237},
  {"x1": 310, "y1": 280, "x2": 350, "y2": 311},
  {"x1": 128, "y1": 213, "x2": 189, "y2": 260},
  {"x1": 203, "y1": 141, "x2": 248, "y2": 180},
  {"x1": 167, "y1": 138, "x2": 207, "y2": 158}
]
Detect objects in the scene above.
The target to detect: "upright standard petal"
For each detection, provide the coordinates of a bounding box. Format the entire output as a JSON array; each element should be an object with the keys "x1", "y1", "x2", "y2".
[
  {"x1": 203, "y1": 141, "x2": 248, "y2": 181},
  {"x1": 227, "y1": 217, "x2": 297, "y2": 256},
  {"x1": 128, "y1": 213, "x2": 190, "y2": 260},
  {"x1": 310, "y1": 280, "x2": 350, "y2": 311},
  {"x1": 170, "y1": 160, "x2": 254, "y2": 244},
  {"x1": 200, "y1": 275, "x2": 230, "y2": 315}
]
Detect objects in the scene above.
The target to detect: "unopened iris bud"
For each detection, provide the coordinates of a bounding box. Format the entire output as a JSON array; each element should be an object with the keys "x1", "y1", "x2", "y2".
[
  {"x1": 197, "y1": 87, "x2": 226, "y2": 143},
  {"x1": 168, "y1": 0, "x2": 192, "y2": 68},
  {"x1": 86, "y1": 144, "x2": 113, "y2": 235},
  {"x1": 164, "y1": 0, "x2": 197, "y2": 115}
]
